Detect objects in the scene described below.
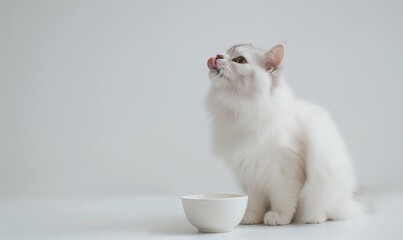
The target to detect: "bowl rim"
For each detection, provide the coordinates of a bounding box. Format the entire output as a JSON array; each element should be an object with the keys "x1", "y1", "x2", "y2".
[{"x1": 181, "y1": 193, "x2": 248, "y2": 201}]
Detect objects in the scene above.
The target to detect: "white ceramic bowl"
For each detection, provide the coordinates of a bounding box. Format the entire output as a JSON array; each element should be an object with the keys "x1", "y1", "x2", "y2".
[{"x1": 181, "y1": 193, "x2": 248, "y2": 233}]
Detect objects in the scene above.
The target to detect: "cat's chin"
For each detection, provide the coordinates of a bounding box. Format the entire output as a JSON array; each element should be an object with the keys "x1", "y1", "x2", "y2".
[{"x1": 208, "y1": 69, "x2": 224, "y2": 80}]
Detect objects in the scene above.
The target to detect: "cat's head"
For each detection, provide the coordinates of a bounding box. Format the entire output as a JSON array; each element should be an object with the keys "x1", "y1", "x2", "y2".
[{"x1": 207, "y1": 43, "x2": 285, "y2": 100}]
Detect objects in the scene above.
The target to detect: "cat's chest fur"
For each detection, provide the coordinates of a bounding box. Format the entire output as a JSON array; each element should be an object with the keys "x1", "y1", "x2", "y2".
[{"x1": 210, "y1": 103, "x2": 306, "y2": 192}]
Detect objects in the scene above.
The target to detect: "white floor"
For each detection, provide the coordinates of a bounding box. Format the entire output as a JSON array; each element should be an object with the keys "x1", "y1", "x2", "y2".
[{"x1": 1, "y1": 191, "x2": 402, "y2": 240}]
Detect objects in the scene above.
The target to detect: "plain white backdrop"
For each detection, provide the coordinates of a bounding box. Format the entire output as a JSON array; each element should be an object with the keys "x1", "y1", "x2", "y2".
[{"x1": 1, "y1": 0, "x2": 402, "y2": 199}]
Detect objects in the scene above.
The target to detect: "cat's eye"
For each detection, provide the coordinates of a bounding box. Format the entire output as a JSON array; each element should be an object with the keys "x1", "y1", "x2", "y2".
[{"x1": 232, "y1": 56, "x2": 247, "y2": 64}]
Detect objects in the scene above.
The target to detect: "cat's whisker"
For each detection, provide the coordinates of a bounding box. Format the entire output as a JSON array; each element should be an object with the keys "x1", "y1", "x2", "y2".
[
  {"x1": 217, "y1": 67, "x2": 230, "y2": 99},
  {"x1": 219, "y1": 73, "x2": 229, "y2": 99},
  {"x1": 210, "y1": 70, "x2": 224, "y2": 81},
  {"x1": 223, "y1": 62, "x2": 231, "y2": 72}
]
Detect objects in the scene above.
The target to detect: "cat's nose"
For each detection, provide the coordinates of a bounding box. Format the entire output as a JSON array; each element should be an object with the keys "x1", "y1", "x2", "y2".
[{"x1": 216, "y1": 54, "x2": 224, "y2": 60}]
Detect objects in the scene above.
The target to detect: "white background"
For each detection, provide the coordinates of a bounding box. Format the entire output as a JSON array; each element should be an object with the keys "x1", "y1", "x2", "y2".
[{"x1": 1, "y1": 0, "x2": 402, "y2": 199}]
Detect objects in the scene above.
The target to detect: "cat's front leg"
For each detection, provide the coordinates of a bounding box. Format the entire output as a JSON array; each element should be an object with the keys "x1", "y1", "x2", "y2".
[
  {"x1": 241, "y1": 190, "x2": 267, "y2": 225},
  {"x1": 263, "y1": 170, "x2": 302, "y2": 225},
  {"x1": 264, "y1": 191, "x2": 299, "y2": 225}
]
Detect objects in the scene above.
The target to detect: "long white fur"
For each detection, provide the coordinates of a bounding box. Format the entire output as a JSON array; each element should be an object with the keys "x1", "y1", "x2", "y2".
[{"x1": 206, "y1": 43, "x2": 362, "y2": 225}]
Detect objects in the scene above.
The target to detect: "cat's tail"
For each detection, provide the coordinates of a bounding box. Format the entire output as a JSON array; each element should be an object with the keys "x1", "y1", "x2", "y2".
[
  {"x1": 331, "y1": 193, "x2": 372, "y2": 220},
  {"x1": 354, "y1": 193, "x2": 373, "y2": 214}
]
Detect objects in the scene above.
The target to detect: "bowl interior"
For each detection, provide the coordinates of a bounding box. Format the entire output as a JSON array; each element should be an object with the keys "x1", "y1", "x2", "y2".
[{"x1": 182, "y1": 193, "x2": 247, "y2": 200}]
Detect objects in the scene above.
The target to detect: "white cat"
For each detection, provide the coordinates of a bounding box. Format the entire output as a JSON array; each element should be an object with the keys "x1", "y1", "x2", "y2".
[{"x1": 206, "y1": 43, "x2": 363, "y2": 225}]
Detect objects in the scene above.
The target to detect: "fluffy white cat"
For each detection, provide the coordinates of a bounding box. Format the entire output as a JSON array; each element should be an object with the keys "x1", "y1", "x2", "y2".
[{"x1": 206, "y1": 43, "x2": 362, "y2": 225}]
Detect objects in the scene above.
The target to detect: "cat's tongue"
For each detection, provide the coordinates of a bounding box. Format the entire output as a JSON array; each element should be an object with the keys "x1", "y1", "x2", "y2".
[{"x1": 207, "y1": 57, "x2": 217, "y2": 70}]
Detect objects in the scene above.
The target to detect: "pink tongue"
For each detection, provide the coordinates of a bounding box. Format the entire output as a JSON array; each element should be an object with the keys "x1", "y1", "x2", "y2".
[{"x1": 207, "y1": 57, "x2": 217, "y2": 70}]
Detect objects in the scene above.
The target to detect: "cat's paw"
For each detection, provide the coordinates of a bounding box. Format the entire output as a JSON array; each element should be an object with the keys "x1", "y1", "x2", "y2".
[
  {"x1": 305, "y1": 215, "x2": 327, "y2": 224},
  {"x1": 263, "y1": 211, "x2": 292, "y2": 226},
  {"x1": 240, "y1": 210, "x2": 263, "y2": 225}
]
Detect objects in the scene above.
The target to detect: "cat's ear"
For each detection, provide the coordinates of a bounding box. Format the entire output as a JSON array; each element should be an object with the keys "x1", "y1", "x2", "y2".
[{"x1": 264, "y1": 44, "x2": 285, "y2": 72}]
